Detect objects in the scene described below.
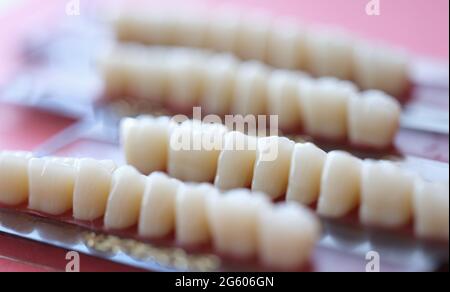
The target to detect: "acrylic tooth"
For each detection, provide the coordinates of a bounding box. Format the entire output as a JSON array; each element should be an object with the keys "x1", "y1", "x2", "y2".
[
  {"x1": 206, "y1": 10, "x2": 241, "y2": 53},
  {"x1": 207, "y1": 189, "x2": 270, "y2": 258},
  {"x1": 237, "y1": 13, "x2": 271, "y2": 61},
  {"x1": 359, "y1": 160, "x2": 414, "y2": 228},
  {"x1": 348, "y1": 90, "x2": 401, "y2": 148},
  {"x1": 252, "y1": 136, "x2": 295, "y2": 199},
  {"x1": 175, "y1": 12, "x2": 208, "y2": 48},
  {"x1": 258, "y1": 202, "x2": 320, "y2": 270},
  {"x1": 104, "y1": 166, "x2": 146, "y2": 229},
  {"x1": 0, "y1": 151, "x2": 32, "y2": 206},
  {"x1": 139, "y1": 172, "x2": 181, "y2": 238},
  {"x1": 413, "y1": 180, "x2": 449, "y2": 240},
  {"x1": 317, "y1": 151, "x2": 362, "y2": 217},
  {"x1": 286, "y1": 143, "x2": 327, "y2": 205},
  {"x1": 214, "y1": 131, "x2": 257, "y2": 190},
  {"x1": 28, "y1": 157, "x2": 78, "y2": 215},
  {"x1": 73, "y1": 159, "x2": 116, "y2": 221}
]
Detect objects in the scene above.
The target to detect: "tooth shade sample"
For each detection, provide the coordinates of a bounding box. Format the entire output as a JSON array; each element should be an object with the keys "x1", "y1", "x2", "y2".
[
  {"x1": 28, "y1": 158, "x2": 77, "y2": 215},
  {"x1": 232, "y1": 61, "x2": 269, "y2": 116},
  {"x1": 252, "y1": 137, "x2": 295, "y2": 199},
  {"x1": 0, "y1": 151, "x2": 32, "y2": 205},
  {"x1": 237, "y1": 13, "x2": 271, "y2": 61},
  {"x1": 258, "y1": 202, "x2": 320, "y2": 270},
  {"x1": 139, "y1": 172, "x2": 181, "y2": 238},
  {"x1": 98, "y1": 52, "x2": 128, "y2": 98},
  {"x1": 286, "y1": 143, "x2": 327, "y2": 205},
  {"x1": 214, "y1": 132, "x2": 257, "y2": 190},
  {"x1": 104, "y1": 166, "x2": 146, "y2": 229},
  {"x1": 300, "y1": 78, "x2": 357, "y2": 140},
  {"x1": 413, "y1": 180, "x2": 449, "y2": 240},
  {"x1": 207, "y1": 190, "x2": 270, "y2": 258},
  {"x1": 176, "y1": 184, "x2": 216, "y2": 246},
  {"x1": 121, "y1": 116, "x2": 173, "y2": 175},
  {"x1": 348, "y1": 90, "x2": 401, "y2": 148},
  {"x1": 73, "y1": 159, "x2": 116, "y2": 221},
  {"x1": 318, "y1": 151, "x2": 362, "y2": 217}
]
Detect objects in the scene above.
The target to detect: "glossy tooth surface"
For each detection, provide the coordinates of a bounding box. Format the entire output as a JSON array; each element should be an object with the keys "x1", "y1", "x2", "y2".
[
  {"x1": 139, "y1": 172, "x2": 181, "y2": 238},
  {"x1": 360, "y1": 160, "x2": 414, "y2": 227},
  {"x1": 0, "y1": 151, "x2": 32, "y2": 206},
  {"x1": 252, "y1": 137, "x2": 295, "y2": 199},
  {"x1": 317, "y1": 151, "x2": 362, "y2": 217},
  {"x1": 104, "y1": 166, "x2": 146, "y2": 229},
  {"x1": 73, "y1": 159, "x2": 116, "y2": 221},
  {"x1": 237, "y1": 13, "x2": 271, "y2": 61},
  {"x1": 286, "y1": 143, "x2": 327, "y2": 205}
]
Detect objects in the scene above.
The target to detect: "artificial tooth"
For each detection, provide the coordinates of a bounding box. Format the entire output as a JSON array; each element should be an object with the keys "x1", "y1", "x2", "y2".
[
  {"x1": 97, "y1": 50, "x2": 129, "y2": 98},
  {"x1": 206, "y1": 10, "x2": 242, "y2": 53},
  {"x1": 0, "y1": 151, "x2": 32, "y2": 206},
  {"x1": 237, "y1": 13, "x2": 271, "y2": 62},
  {"x1": 175, "y1": 12, "x2": 208, "y2": 48}
]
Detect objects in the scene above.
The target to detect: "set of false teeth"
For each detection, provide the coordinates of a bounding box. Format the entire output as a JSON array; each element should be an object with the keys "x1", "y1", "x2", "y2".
[
  {"x1": 111, "y1": 10, "x2": 410, "y2": 97},
  {"x1": 100, "y1": 46, "x2": 401, "y2": 148},
  {"x1": 121, "y1": 116, "x2": 449, "y2": 241},
  {"x1": 0, "y1": 151, "x2": 320, "y2": 270}
]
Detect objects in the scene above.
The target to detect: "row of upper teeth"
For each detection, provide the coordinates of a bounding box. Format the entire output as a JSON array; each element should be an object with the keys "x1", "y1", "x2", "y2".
[
  {"x1": 121, "y1": 115, "x2": 449, "y2": 241},
  {"x1": 110, "y1": 10, "x2": 410, "y2": 97},
  {"x1": 99, "y1": 45, "x2": 401, "y2": 148},
  {"x1": 0, "y1": 151, "x2": 320, "y2": 270}
]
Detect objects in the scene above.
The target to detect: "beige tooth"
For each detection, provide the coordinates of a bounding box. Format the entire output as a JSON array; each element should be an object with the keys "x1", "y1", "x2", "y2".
[
  {"x1": 348, "y1": 90, "x2": 401, "y2": 148},
  {"x1": 207, "y1": 189, "x2": 270, "y2": 258},
  {"x1": 317, "y1": 151, "x2": 362, "y2": 217},
  {"x1": 215, "y1": 131, "x2": 257, "y2": 190},
  {"x1": 413, "y1": 180, "x2": 449, "y2": 240},
  {"x1": 0, "y1": 151, "x2": 32, "y2": 206},
  {"x1": 360, "y1": 160, "x2": 414, "y2": 228},
  {"x1": 28, "y1": 157, "x2": 78, "y2": 215},
  {"x1": 252, "y1": 136, "x2": 295, "y2": 199},
  {"x1": 138, "y1": 172, "x2": 181, "y2": 238},
  {"x1": 237, "y1": 12, "x2": 271, "y2": 62},
  {"x1": 104, "y1": 166, "x2": 146, "y2": 229},
  {"x1": 73, "y1": 159, "x2": 116, "y2": 221},
  {"x1": 207, "y1": 10, "x2": 241, "y2": 53},
  {"x1": 286, "y1": 143, "x2": 327, "y2": 205},
  {"x1": 258, "y1": 202, "x2": 320, "y2": 270},
  {"x1": 175, "y1": 12, "x2": 208, "y2": 48}
]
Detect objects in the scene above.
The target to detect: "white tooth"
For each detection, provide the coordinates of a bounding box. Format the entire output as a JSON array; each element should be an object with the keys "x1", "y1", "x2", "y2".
[
  {"x1": 206, "y1": 11, "x2": 241, "y2": 53},
  {"x1": 232, "y1": 61, "x2": 269, "y2": 115},
  {"x1": 168, "y1": 121, "x2": 228, "y2": 182},
  {"x1": 413, "y1": 180, "x2": 449, "y2": 240},
  {"x1": 98, "y1": 48, "x2": 131, "y2": 98},
  {"x1": 138, "y1": 172, "x2": 181, "y2": 238},
  {"x1": 175, "y1": 12, "x2": 208, "y2": 48},
  {"x1": 176, "y1": 183, "x2": 216, "y2": 246},
  {"x1": 360, "y1": 160, "x2": 414, "y2": 228},
  {"x1": 258, "y1": 202, "x2": 320, "y2": 270},
  {"x1": 348, "y1": 90, "x2": 401, "y2": 148},
  {"x1": 121, "y1": 116, "x2": 174, "y2": 175},
  {"x1": 317, "y1": 151, "x2": 362, "y2": 217},
  {"x1": 104, "y1": 166, "x2": 146, "y2": 229},
  {"x1": 237, "y1": 13, "x2": 271, "y2": 61},
  {"x1": 300, "y1": 78, "x2": 357, "y2": 140},
  {"x1": 73, "y1": 159, "x2": 116, "y2": 221},
  {"x1": 252, "y1": 136, "x2": 295, "y2": 199},
  {"x1": 215, "y1": 131, "x2": 257, "y2": 190},
  {"x1": 0, "y1": 151, "x2": 32, "y2": 206},
  {"x1": 286, "y1": 143, "x2": 327, "y2": 205},
  {"x1": 207, "y1": 189, "x2": 270, "y2": 258},
  {"x1": 28, "y1": 157, "x2": 78, "y2": 215}
]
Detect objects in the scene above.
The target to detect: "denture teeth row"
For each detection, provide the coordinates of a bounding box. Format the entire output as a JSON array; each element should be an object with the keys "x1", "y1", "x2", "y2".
[
  {"x1": 0, "y1": 151, "x2": 320, "y2": 270},
  {"x1": 99, "y1": 45, "x2": 401, "y2": 149},
  {"x1": 110, "y1": 10, "x2": 410, "y2": 97},
  {"x1": 120, "y1": 116, "x2": 449, "y2": 241}
]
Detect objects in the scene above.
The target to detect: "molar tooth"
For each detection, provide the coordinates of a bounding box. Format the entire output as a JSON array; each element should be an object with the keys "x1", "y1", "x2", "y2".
[{"x1": 0, "y1": 151, "x2": 32, "y2": 206}]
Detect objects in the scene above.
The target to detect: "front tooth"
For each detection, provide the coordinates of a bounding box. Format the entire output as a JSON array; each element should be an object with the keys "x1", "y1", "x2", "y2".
[
  {"x1": 348, "y1": 90, "x2": 401, "y2": 148},
  {"x1": 258, "y1": 202, "x2": 320, "y2": 270},
  {"x1": 206, "y1": 10, "x2": 241, "y2": 53},
  {"x1": 214, "y1": 131, "x2": 257, "y2": 190},
  {"x1": 317, "y1": 151, "x2": 362, "y2": 217},
  {"x1": 207, "y1": 189, "x2": 270, "y2": 258},
  {"x1": 413, "y1": 180, "x2": 449, "y2": 240},
  {"x1": 299, "y1": 78, "x2": 357, "y2": 140},
  {"x1": 174, "y1": 12, "x2": 208, "y2": 48},
  {"x1": 73, "y1": 159, "x2": 116, "y2": 221},
  {"x1": 176, "y1": 183, "x2": 217, "y2": 246},
  {"x1": 252, "y1": 136, "x2": 295, "y2": 199},
  {"x1": 236, "y1": 13, "x2": 271, "y2": 62},
  {"x1": 359, "y1": 160, "x2": 414, "y2": 228},
  {"x1": 286, "y1": 143, "x2": 327, "y2": 205},
  {"x1": 98, "y1": 50, "x2": 128, "y2": 98},
  {"x1": 0, "y1": 151, "x2": 32, "y2": 206},
  {"x1": 28, "y1": 157, "x2": 78, "y2": 215},
  {"x1": 138, "y1": 172, "x2": 181, "y2": 238},
  {"x1": 104, "y1": 166, "x2": 146, "y2": 229}
]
